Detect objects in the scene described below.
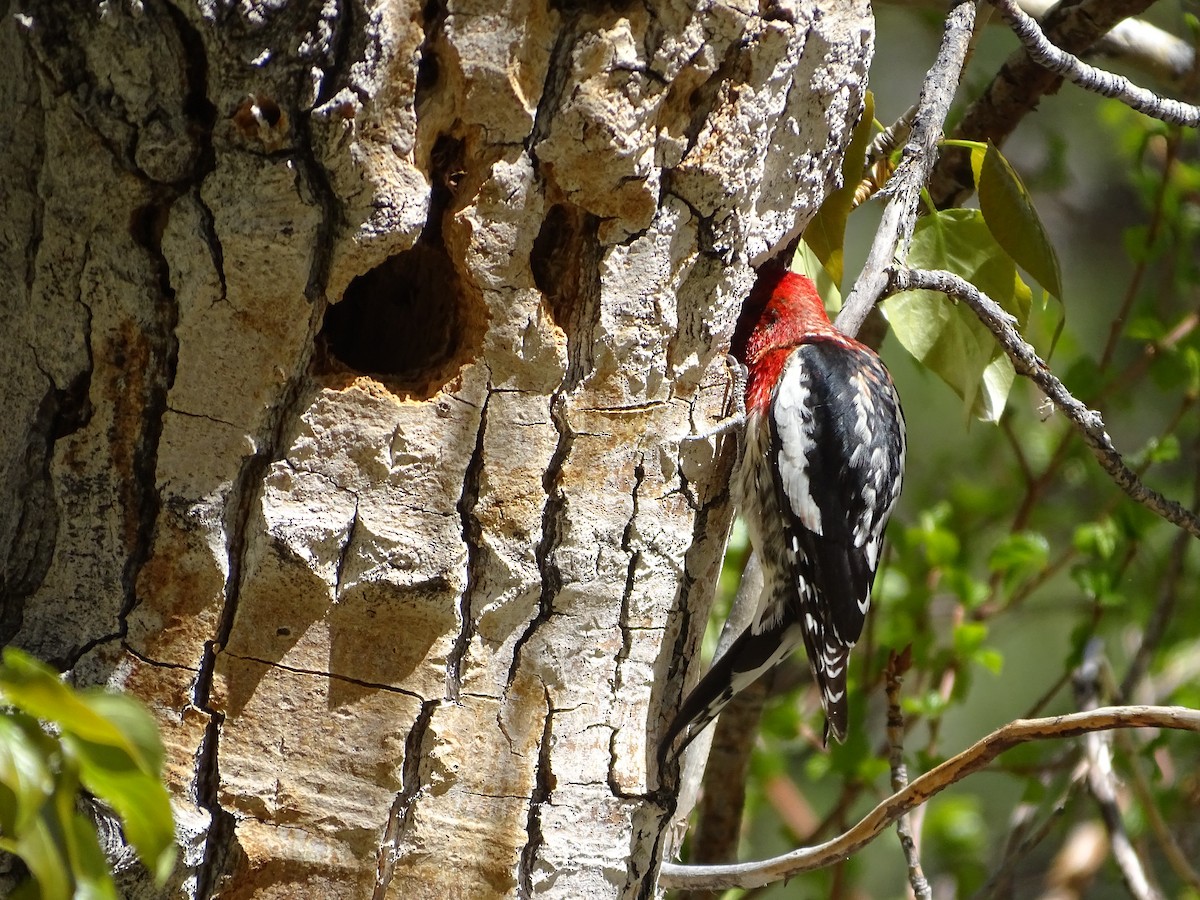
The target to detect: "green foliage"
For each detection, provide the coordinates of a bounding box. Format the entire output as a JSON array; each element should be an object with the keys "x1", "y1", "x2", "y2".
[
  {"x1": 0, "y1": 649, "x2": 176, "y2": 899},
  {"x1": 925, "y1": 795, "x2": 988, "y2": 894},
  {"x1": 884, "y1": 208, "x2": 1033, "y2": 421}
]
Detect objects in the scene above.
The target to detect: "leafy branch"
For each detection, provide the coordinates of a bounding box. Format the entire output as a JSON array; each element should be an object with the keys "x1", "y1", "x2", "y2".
[{"x1": 885, "y1": 266, "x2": 1200, "y2": 540}]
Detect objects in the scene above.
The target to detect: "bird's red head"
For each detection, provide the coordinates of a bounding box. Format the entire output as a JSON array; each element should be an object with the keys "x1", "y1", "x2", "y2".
[
  {"x1": 733, "y1": 268, "x2": 834, "y2": 363},
  {"x1": 734, "y1": 268, "x2": 839, "y2": 413}
]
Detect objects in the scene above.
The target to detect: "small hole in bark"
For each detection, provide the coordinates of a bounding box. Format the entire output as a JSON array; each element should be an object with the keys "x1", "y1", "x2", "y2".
[
  {"x1": 428, "y1": 134, "x2": 466, "y2": 215},
  {"x1": 531, "y1": 203, "x2": 597, "y2": 335},
  {"x1": 129, "y1": 203, "x2": 169, "y2": 252},
  {"x1": 257, "y1": 97, "x2": 282, "y2": 127},
  {"x1": 416, "y1": 46, "x2": 440, "y2": 98},
  {"x1": 316, "y1": 241, "x2": 485, "y2": 398},
  {"x1": 530, "y1": 203, "x2": 601, "y2": 388}
]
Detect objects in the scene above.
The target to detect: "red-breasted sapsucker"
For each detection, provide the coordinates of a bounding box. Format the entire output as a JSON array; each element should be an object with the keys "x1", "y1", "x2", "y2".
[{"x1": 662, "y1": 268, "x2": 906, "y2": 758}]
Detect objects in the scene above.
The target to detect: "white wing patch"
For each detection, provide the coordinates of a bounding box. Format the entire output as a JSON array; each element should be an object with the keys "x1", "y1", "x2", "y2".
[{"x1": 772, "y1": 356, "x2": 823, "y2": 535}]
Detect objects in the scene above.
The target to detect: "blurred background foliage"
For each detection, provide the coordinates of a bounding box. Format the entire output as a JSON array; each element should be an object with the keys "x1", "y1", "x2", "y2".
[{"x1": 680, "y1": 3, "x2": 1200, "y2": 898}]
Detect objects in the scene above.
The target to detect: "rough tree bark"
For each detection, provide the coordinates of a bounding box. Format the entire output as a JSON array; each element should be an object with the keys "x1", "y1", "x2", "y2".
[{"x1": 0, "y1": 0, "x2": 871, "y2": 896}]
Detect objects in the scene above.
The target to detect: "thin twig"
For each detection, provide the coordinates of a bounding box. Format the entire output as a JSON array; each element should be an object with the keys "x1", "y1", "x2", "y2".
[
  {"x1": 659, "y1": 705, "x2": 1200, "y2": 891},
  {"x1": 974, "y1": 767, "x2": 1080, "y2": 899},
  {"x1": 885, "y1": 266, "x2": 1200, "y2": 540},
  {"x1": 885, "y1": 649, "x2": 931, "y2": 900},
  {"x1": 1118, "y1": 728, "x2": 1200, "y2": 891},
  {"x1": 989, "y1": 0, "x2": 1200, "y2": 127},
  {"x1": 880, "y1": 1, "x2": 1200, "y2": 90},
  {"x1": 1100, "y1": 129, "x2": 1181, "y2": 369},
  {"x1": 836, "y1": 0, "x2": 979, "y2": 339},
  {"x1": 1073, "y1": 641, "x2": 1163, "y2": 900}
]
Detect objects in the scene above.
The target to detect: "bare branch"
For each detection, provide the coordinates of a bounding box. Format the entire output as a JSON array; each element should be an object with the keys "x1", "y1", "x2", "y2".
[
  {"x1": 989, "y1": 0, "x2": 1200, "y2": 126},
  {"x1": 659, "y1": 706, "x2": 1200, "y2": 892},
  {"x1": 881, "y1": 0, "x2": 1199, "y2": 91},
  {"x1": 884, "y1": 266, "x2": 1200, "y2": 541},
  {"x1": 1118, "y1": 427, "x2": 1200, "y2": 705},
  {"x1": 836, "y1": 0, "x2": 979, "y2": 339},
  {"x1": 685, "y1": 666, "x2": 770, "y2": 886},
  {"x1": 930, "y1": 0, "x2": 1159, "y2": 209},
  {"x1": 976, "y1": 772, "x2": 1077, "y2": 898}
]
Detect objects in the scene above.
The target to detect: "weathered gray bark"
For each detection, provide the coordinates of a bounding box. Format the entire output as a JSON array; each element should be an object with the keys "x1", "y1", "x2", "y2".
[{"x1": 0, "y1": 0, "x2": 871, "y2": 896}]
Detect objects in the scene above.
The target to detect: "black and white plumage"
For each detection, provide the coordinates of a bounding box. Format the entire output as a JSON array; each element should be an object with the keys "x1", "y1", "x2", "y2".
[{"x1": 661, "y1": 269, "x2": 905, "y2": 760}]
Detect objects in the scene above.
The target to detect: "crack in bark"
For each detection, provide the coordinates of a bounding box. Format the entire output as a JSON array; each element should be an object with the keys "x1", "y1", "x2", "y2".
[
  {"x1": 189, "y1": 281, "x2": 329, "y2": 900},
  {"x1": 333, "y1": 495, "x2": 360, "y2": 597},
  {"x1": 121, "y1": 642, "x2": 197, "y2": 671},
  {"x1": 314, "y1": 0, "x2": 355, "y2": 109},
  {"x1": 614, "y1": 458, "x2": 646, "y2": 695},
  {"x1": 373, "y1": 698, "x2": 438, "y2": 899},
  {"x1": 221, "y1": 651, "x2": 426, "y2": 699},
  {"x1": 446, "y1": 385, "x2": 490, "y2": 701},
  {"x1": 165, "y1": 405, "x2": 238, "y2": 429},
  {"x1": 526, "y1": 19, "x2": 579, "y2": 157},
  {"x1": 606, "y1": 726, "x2": 644, "y2": 802},
  {"x1": 517, "y1": 684, "x2": 555, "y2": 899},
  {"x1": 114, "y1": 197, "x2": 179, "y2": 656},
  {"x1": 2, "y1": 316, "x2": 93, "y2": 648},
  {"x1": 507, "y1": 392, "x2": 573, "y2": 687},
  {"x1": 193, "y1": 713, "x2": 235, "y2": 900},
  {"x1": 294, "y1": 89, "x2": 341, "y2": 304},
  {"x1": 193, "y1": 191, "x2": 228, "y2": 303},
  {"x1": 189, "y1": 86, "x2": 342, "y2": 900}
]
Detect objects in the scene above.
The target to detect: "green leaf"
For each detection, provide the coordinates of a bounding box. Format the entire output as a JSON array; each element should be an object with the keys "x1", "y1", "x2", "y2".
[
  {"x1": 926, "y1": 794, "x2": 986, "y2": 854},
  {"x1": 1126, "y1": 315, "x2": 1166, "y2": 341},
  {"x1": 975, "y1": 649, "x2": 1004, "y2": 675},
  {"x1": 81, "y1": 693, "x2": 167, "y2": 776},
  {"x1": 62, "y1": 809, "x2": 121, "y2": 900},
  {"x1": 953, "y1": 622, "x2": 989, "y2": 659},
  {"x1": 0, "y1": 650, "x2": 176, "y2": 887},
  {"x1": 988, "y1": 531, "x2": 1050, "y2": 579},
  {"x1": 64, "y1": 735, "x2": 177, "y2": 884},
  {"x1": 977, "y1": 352, "x2": 1016, "y2": 424},
  {"x1": 883, "y1": 209, "x2": 1033, "y2": 421},
  {"x1": 54, "y1": 772, "x2": 120, "y2": 900},
  {"x1": 978, "y1": 142, "x2": 1064, "y2": 299},
  {"x1": 0, "y1": 713, "x2": 57, "y2": 836},
  {"x1": 943, "y1": 570, "x2": 989, "y2": 610},
  {"x1": 902, "y1": 690, "x2": 949, "y2": 718},
  {"x1": 0, "y1": 651, "x2": 145, "y2": 766},
  {"x1": 793, "y1": 239, "x2": 842, "y2": 315},
  {"x1": 1073, "y1": 520, "x2": 1118, "y2": 558},
  {"x1": 803, "y1": 91, "x2": 875, "y2": 286},
  {"x1": 2, "y1": 810, "x2": 72, "y2": 900},
  {"x1": 1132, "y1": 434, "x2": 1181, "y2": 468}
]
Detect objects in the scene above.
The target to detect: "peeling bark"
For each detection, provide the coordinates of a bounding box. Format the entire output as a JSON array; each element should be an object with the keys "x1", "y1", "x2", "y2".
[{"x1": 0, "y1": 0, "x2": 872, "y2": 896}]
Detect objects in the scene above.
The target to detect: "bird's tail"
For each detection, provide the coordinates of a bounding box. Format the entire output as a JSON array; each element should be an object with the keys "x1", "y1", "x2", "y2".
[{"x1": 658, "y1": 619, "x2": 805, "y2": 765}]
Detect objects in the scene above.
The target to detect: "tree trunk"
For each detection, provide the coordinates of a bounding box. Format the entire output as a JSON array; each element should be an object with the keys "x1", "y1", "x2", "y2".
[{"x1": 0, "y1": 0, "x2": 871, "y2": 896}]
